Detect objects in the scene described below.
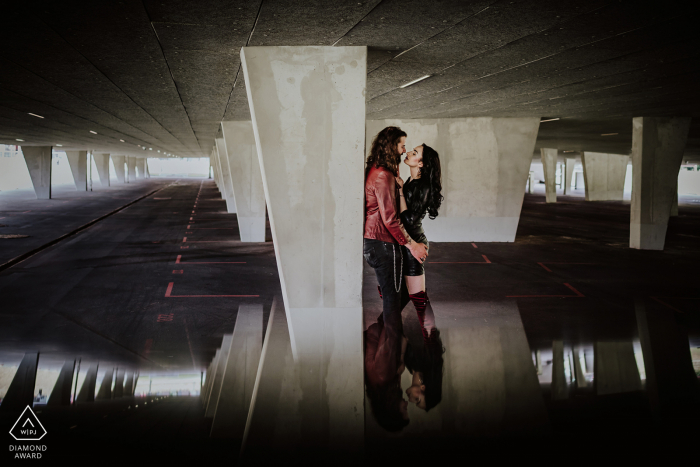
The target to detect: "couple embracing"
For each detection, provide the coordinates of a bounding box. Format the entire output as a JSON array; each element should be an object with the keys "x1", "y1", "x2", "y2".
[{"x1": 363, "y1": 126, "x2": 444, "y2": 429}]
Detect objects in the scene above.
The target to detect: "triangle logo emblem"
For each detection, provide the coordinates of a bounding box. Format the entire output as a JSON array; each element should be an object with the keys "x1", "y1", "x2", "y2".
[{"x1": 9, "y1": 406, "x2": 47, "y2": 441}]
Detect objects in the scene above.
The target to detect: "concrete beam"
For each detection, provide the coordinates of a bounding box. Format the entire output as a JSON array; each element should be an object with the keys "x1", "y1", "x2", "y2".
[
  {"x1": 21, "y1": 146, "x2": 52, "y2": 199},
  {"x1": 47, "y1": 360, "x2": 75, "y2": 406},
  {"x1": 93, "y1": 153, "x2": 111, "y2": 187},
  {"x1": 211, "y1": 304, "x2": 263, "y2": 438},
  {"x1": 215, "y1": 138, "x2": 237, "y2": 214},
  {"x1": 367, "y1": 117, "x2": 541, "y2": 241},
  {"x1": 630, "y1": 117, "x2": 691, "y2": 250},
  {"x1": 205, "y1": 334, "x2": 233, "y2": 418},
  {"x1": 95, "y1": 368, "x2": 114, "y2": 400},
  {"x1": 112, "y1": 155, "x2": 126, "y2": 183},
  {"x1": 0, "y1": 352, "x2": 39, "y2": 415},
  {"x1": 564, "y1": 157, "x2": 575, "y2": 195},
  {"x1": 221, "y1": 121, "x2": 266, "y2": 241},
  {"x1": 76, "y1": 364, "x2": 98, "y2": 403},
  {"x1": 65, "y1": 151, "x2": 88, "y2": 191},
  {"x1": 581, "y1": 152, "x2": 628, "y2": 201},
  {"x1": 241, "y1": 45, "x2": 365, "y2": 453},
  {"x1": 127, "y1": 156, "x2": 137, "y2": 182},
  {"x1": 540, "y1": 148, "x2": 557, "y2": 203}
]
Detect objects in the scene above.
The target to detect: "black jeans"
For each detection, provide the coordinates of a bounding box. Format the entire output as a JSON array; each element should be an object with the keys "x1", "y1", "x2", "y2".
[{"x1": 363, "y1": 238, "x2": 410, "y2": 339}]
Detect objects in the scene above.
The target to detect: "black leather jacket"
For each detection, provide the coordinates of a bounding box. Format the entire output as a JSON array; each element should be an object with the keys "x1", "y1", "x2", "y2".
[{"x1": 400, "y1": 177, "x2": 430, "y2": 244}]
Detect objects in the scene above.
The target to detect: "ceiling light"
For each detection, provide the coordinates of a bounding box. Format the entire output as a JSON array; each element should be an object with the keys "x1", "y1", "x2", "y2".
[
  {"x1": 90, "y1": 130, "x2": 97, "y2": 134},
  {"x1": 28, "y1": 113, "x2": 44, "y2": 119},
  {"x1": 16, "y1": 139, "x2": 24, "y2": 142},
  {"x1": 120, "y1": 139, "x2": 125, "y2": 142},
  {"x1": 56, "y1": 144, "x2": 63, "y2": 147},
  {"x1": 601, "y1": 133, "x2": 618, "y2": 136},
  {"x1": 400, "y1": 75, "x2": 431, "y2": 88},
  {"x1": 540, "y1": 118, "x2": 560, "y2": 122},
  {"x1": 149, "y1": 148, "x2": 152, "y2": 150}
]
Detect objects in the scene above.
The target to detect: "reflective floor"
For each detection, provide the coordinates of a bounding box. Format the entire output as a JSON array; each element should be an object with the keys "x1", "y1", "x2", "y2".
[{"x1": 1, "y1": 180, "x2": 699, "y2": 463}]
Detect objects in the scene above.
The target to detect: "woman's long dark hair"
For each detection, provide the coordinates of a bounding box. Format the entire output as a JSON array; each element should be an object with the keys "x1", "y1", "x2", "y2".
[
  {"x1": 404, "y1": 329, "x2": 445, "y2": 412},
  {"x1": 366, "y1": 126, "x2": 406, "y2": 178},
  {"x1": 410, "y1": 144, "x2": 443, "y2": 220}
]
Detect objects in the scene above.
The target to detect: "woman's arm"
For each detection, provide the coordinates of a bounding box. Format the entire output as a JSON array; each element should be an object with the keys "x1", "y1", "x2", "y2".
[{"x1": 397, "y1": 177, "x2": 408, "y2": 214}]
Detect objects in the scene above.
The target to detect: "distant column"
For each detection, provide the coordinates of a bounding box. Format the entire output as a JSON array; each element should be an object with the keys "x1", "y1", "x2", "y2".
[
  {"x1": 112, "y1": 155, "x2": 126, "y2": 183},
  {"x1": 127, "y1": 157, "x2": 137, "y2": 182},
  {"x1": 76, "y1": 364, "x2": 98, "y2": 403},
  {"x1": 630, "y1": 117, "x2": 691, "y2": 250},
  {"x1": 215, "y1": 138, "x2": 237, "y2": 214},
  {"x1": 95, "y1": 368, "x2": 114, "y2": 400},
  {"x1": 21, "y1": 146, "x2": 52, "y2": 199},
  {"x1": 0, "y1": 352, "x2": 39, "y2": 415},
  {"x1": 551, "y1": 341, "x2": 568, "y2": 400},
  {"x1": 112, "y1": 368, "x2": 125, "y2": 398},
  {"x1": 540, "y1": 148, "x2": 557, "y2": 203},
  {"x1": 65, "y1": 151, "x2": 88, "y2": 191},
  {"x1": 93, "y1": 153, "x2": 111, "y2": 187},
  {"x1": 367, "y1": 118, "x2": 541, "y2": 241},
  {"x1": 564, "y1": 157, "x2": 575, "y2": 195},
  {"x1": 123, "y1": 372, "x2": 134, "y2": 396},
  {"x1": 581, "y1": 152, "x2": 628, "y2": 201},
  {"x1": 221, "y1": 121, "x2": 266, "y2": 241},
  {"x1": 145, "y1": 160, "x2": 151, "y2": 178},
  {"x1": 136, "y1": 158, "x2": 146, "y2": 179},
  {"x1": 47, "y1": 360, "x2": 76, "y2": 406}
]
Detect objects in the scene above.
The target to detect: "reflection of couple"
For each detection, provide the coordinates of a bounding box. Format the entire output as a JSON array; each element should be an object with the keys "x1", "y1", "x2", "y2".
[{"x1": 363, "y1": 126, "x2": 445, "y2": 431}]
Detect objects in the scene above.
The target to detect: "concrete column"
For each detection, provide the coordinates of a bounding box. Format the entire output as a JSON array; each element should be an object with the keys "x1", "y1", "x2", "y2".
[
  {"x1": 136, "y1": 158, "x2": 146, "y2": 179},
  {"x1": 630, "y1": 117, "x2": 691, "y2": 250},
  {"x1": 132, "y1": 373, "x2": 138, "y2": 395},
  {"x1": 0, "y1": 352, "x2": 39, "y2": 414},
  {"x1": 551, "y1": 340, "x2": 568, "y2": 400},
  {"x1": 203, "y1": 349, "x2": 221, "y2": 408},
  {"x1": 112, "y1": 368, "x2": 125, "y2": 398},
  {"x1": 127, "y1": 157, "x2": 137, "y2": 182},
  {"x1": 47, "y1": 360, "x2": 75, "y2": 406},
  {"x1": 65, "y1": 151, "x2": 88, "y2": 191},
  {"x1": 241, "y1": 45, "x2": 366, "y2": 453},
  {"x1": 540, "y1": 148, "x2": 557, "y2": 203},
  {"x1": 209, "y1": 148, "x2": 219, "y2": 189},
  {"x1": 221, "y1": 121, "x2": 266, "y2": 241},
  {"x1": 76, "y1": 364, "x2": 98, "y2": 403},
  {"x1": 564, "y1": 157, "x2": 575, "y2": 195},
  {"x1": 367, "y1": 117, "x2": 541, "y2": 241},
  {"x1": 594, "y1": 341, "x2": 641, "y2": 395},
  {"x1": 123, "y1": 372, "x2": 134, "y2": 396},
  {"x1": 96, "y1": 368, "x2": 114, "y2": 400},
  {"x1": 211, "y1": 146, "x2": 223, "y2": 195},
  {"x1": 211, "y1": 304, "x2": 263, "y2": 438},
  {"x1": 581, "y1": 152, "x2": 628, "y2": 201},
  {"x1": 21, "y1": 146, "x2": 52, "y2": 199},
  {"x1": 215, "y1": 138, "x2": 237, "y2": 214},
  {"x1": 94, "y1": 153, "x2": 111, "y2": 187},
  {"x1": 112, "y1": 155, "x2": 126, "y2": 183},
  {"x1": 145, "y1": 160, "x2": 151, "y2": 178},
  {"x1": 205, "y1": 334, "x2": 234, "y2": 418},
  {"x1": 635, "y1": 298, "x2": 698, "y2": 419}
]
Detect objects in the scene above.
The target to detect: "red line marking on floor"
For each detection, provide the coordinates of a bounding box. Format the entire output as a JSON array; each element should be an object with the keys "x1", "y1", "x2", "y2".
[
  {"x1": 471, "y1": 243, "x2": 478, "y2": 248},
  {"x1": 507, "y1": 283, "x2": 585, "y2": 298},
  {"x1": 537, "y1": 262, "x2": 552, "y2": 272},
  {"x1": 153, "y1": 198, "x2": 171, "y2": 200},
  {"x1": 186, "y1": 231, "x2": 192, "y2": 234},
  {"x1": 152, "y1": 241, "x2": 160, "y2": 244},
  {"x1": 182, "y1": 237, "x2": 187, "y2": 243},
  {"x1": 430, "y1": 255, "x2": 491, "y2": 264},
  {"x1": 173, "y1": 270, "x2": 183, "y2": 274},
  {"x1": 180, "y1": 246, "x2": 189, "y2": 249},
  {"x1": 22, "y1": 211, "x2": 31, "y2": 213},
  {"x1": 649, "y1": 296, "x2": 699, "y2": 313},
  {"x1": 538, "y1": 262, "x2": 595, "y2": 272},
  {"x1": 165, "y1": 282, "x2": 258, "y2": 298}
]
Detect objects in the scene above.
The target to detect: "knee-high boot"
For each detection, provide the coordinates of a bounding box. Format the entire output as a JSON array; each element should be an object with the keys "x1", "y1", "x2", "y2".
[{"x1": 408, "y1": 290, "x2": 438, "y2": 344}]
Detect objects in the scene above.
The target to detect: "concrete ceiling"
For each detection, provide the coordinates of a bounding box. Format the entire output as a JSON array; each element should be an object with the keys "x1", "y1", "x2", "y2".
[{"x1": 1, "y1": 1, "x2": 698, "y2": 160}]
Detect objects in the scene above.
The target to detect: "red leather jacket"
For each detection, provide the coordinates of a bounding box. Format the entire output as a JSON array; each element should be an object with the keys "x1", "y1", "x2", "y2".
[{"x1": 364, "y1": 166, "x2": 407, "y2": 245}]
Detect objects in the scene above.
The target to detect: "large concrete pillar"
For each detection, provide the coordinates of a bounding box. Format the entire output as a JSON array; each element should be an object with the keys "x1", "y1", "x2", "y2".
[
  {"x1": 136, "y1": 158, "x2": 146, "y2": 179},
  {"x1": 367, "y1": 118, "x2": 540, "y2": 241},
  {"x1": 47, "y1": 360, "x2": 75, "y2": 406},
  {"x1": 215, "y1": 138, "x2": 237, "y2": 214},
  {"x1": 564, "y1": 157, "x2": 575, "y2": 195},
  {"x1": 540, "y1": 148, "x2": 558, "y2": 203},
  {"x1": 127, "y1": 156, "x2": 137, "y2": 182},
  {"x1": 205, "y1": 334, "x2": 234, "y2": 418},
  {"x1": 65, "y1": 150, "x2": 88, "y2": 191},
  {"x1": 93, "y1": 153, "x2": 111, "y2": 187},
  {"x1": 211, "y1": 146, "x2": 223, "y2": 195},
  {"x1": 221, "y1": 121, "x2": 266, "y2": 241},
  {"x1": 21, "y1": 146, "x2": 52, "y2": 199},
  {"x1": 211, "y1": 304, "x2": 263, "y2": 438},
  {"x1": 594, "y1": 341, "x2": 641, "y2": 395},
  {"x1": 203, "y1": 349, "x2": 221, "y2": 408},
  {"x1": 112, "y1": 155, "x2": 126, "y2": 183},
  {"x1": 132, "y1": 373, "x2": 139, "y2": 395},
  {"x1": 76, "y1": 364, "x2": 98, "y2": 403},
  {"x1": 581, "y1": 152, "x2": 628, "y2": 201},
  {"x1": 551, "y1": 340, "x2": 568, "y2": 400},
  {"x1": 96, "y1": 368, "x2": 114, "y2": 400},
  {"x1": 123, "y1": 372, "x2": 134, "y2": 396},
  {"x1": 241, "y1": 45, "x2": 366, "y2": 452},
  {"x1": 112, "y1": 368, "x2": 125, "y2": 398},
  {"x1": 145, "y1": 160, "x2": 151, "y2": 178},
  {"x1": 0, "y1": 352, "x2": 39, "y2": 414},
  {"x1": 630, "y1": 117, "x2": 691, "y2": 250}
]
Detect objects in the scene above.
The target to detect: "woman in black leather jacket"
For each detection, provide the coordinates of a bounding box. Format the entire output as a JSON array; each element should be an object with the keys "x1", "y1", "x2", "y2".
[{"x1": 396, "y1": 143, "x2": 445, "y2": 410}]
